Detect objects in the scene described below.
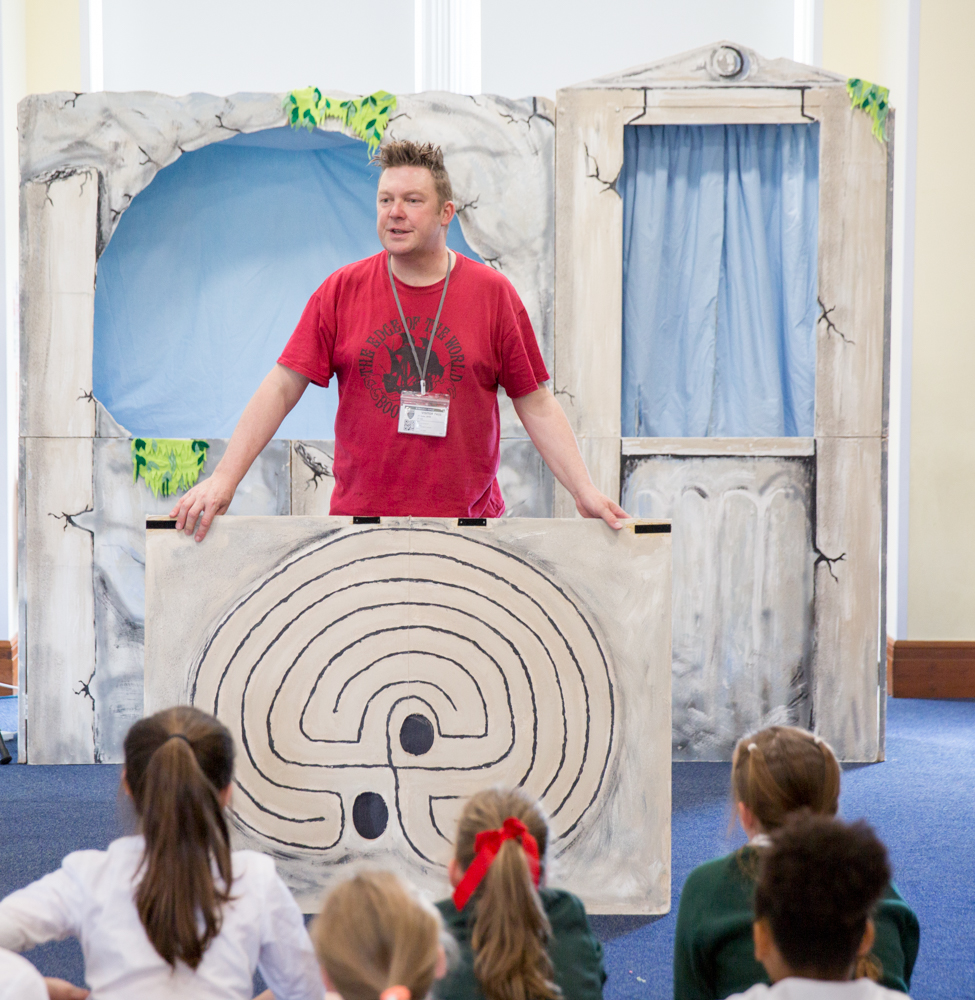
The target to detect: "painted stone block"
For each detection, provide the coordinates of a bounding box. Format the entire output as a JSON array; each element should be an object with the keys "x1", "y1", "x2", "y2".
[
  {"x1": 622, "y1": 454, "x2": 815, "y2": 760},
  {"x1": 145, "y1": 517, "x2": 671, "y2": 913},
  {"x1": 23, "y1": 438, "x2": 96, "y2": 763},
  {"x1": 25, "y1": 408, "x2": 294, "y2": 764},
  {"x1": 20, "y1": 171, "x2": 97, "y2": 438}
]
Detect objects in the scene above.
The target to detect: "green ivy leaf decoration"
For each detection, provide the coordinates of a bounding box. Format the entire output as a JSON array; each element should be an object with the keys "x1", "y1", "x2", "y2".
[
  {"x1": 131, "y1": 439, "x2": 210, "y2": 498},
  {"x1": 284, "y1": 87, "x2": 397, "y2": 154},
  {"x1": 847, "y1": 77, "x2": 890, "y2": 143}
]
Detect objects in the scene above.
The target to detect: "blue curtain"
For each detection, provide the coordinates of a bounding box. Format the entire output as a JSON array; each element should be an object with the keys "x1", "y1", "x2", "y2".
[
  {"x1": 93, "y1": 127, "x2": 480, "y2": 440},
  {"x1": 620, "y1": 123, "x2": 819, "y2": 438}
]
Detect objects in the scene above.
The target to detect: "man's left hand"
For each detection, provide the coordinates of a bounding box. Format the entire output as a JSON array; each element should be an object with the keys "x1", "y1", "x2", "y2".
[{"x1": 573, "y1": 484, "x2": 629, "y2": 530}]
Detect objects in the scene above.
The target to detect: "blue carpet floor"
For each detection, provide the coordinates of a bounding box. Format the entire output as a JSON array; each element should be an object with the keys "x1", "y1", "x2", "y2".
[{"x1": 0, "y1": 697, "x2": 971, "y2": 998}]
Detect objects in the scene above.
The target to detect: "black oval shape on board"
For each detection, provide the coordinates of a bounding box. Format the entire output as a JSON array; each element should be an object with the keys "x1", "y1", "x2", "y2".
[
  {"x1": 352, "y1": 791, "x2": 389, "y2": 839},
  {"x1": 400, "y1": 714, "x2": 435, "y2": 756}
]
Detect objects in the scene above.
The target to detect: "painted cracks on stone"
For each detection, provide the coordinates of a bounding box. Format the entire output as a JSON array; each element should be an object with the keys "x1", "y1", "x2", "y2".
[
  {"x1": 813, "y1": 545, "x2": 846, "y2": 582},
  {"x1": 137, "y1": 146, "x2": 158, "y2": 168},
  {"x1": 214, "y1": 113, "x2": 242, "y2": 134},
  {"x1": 295, "y1": 442, "x2": 333, "y2": 490},
  {"x1": 38, "y1": 166, "x2": 88, "y2": 206},
  {"x1": 110, "y1": 193, "x2": 133, "y2": 224},
  {"x1": 74, "y1": 667, "x2": 102, "y2": 763},
  {"x1": 817, "y1": 297, "x2": 853, "y2": 344},
  {"x1": 454, "y1": 195, "x2": 480, "y2": 214},
  {"x1": 498, "y1": 98, "x2": 555, "y2": 130},
  {"x1": 49, "y1": 507, "x2": 94, "y2": 536},
  {"x1": 583, "y1": 142, "x2": 621, "y2": 197},
  {"x1": 62, "y1": 93, "x2": 81, "y2": 110},
  {"x1": 50, "y1": 505, "x2": 101, "y2": 760},
  {"x1": 553, "y1": 386, "x2": 576, "y2": 404}
]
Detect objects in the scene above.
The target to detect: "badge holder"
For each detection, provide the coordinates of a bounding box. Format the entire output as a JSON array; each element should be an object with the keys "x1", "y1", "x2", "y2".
[
  {"x1": 398, "y1": 390, "x2": 450, "y2": 437},
  {"x1": 388, "y1": 252, "x2": 454, "y2": 440}
]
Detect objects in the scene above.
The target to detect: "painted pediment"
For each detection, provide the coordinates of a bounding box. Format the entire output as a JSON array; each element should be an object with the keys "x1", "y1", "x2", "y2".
[{"x1": 570, "y1": 41, "x2": 847, "y2": 90}]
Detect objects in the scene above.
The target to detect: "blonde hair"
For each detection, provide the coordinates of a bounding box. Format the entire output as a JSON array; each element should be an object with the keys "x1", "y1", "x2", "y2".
[
  {"x1": 312, "y1": 870, "x2": 442, "y2": 1000},
  {"x1": 731, "y1": 726, "x2": 840, "y2": 831},
  {"x1": 454, "y1": 788, "x2": 560, "y2": 1000},
  {"x1": 373, "y1": 140, "x2": 453, "y2": 208}
]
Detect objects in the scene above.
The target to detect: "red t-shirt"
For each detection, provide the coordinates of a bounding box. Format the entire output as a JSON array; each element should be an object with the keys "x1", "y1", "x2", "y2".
[{"x1": 278, "y1": 251, "x2": 549, "y2": 517}]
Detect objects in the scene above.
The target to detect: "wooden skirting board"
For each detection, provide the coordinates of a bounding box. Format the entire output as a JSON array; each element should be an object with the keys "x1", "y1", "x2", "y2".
[
  {"x1": 888, "y1": 637, "x2": 975, "y2": 699},
  {"x1": 0, "y1": 637, "x2": 17, "y2": 693}
]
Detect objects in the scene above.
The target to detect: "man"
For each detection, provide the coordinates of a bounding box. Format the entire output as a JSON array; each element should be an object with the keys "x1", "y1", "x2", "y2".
[{"x1": 172, "y1": 140, "x2": 627, "y2": 540}]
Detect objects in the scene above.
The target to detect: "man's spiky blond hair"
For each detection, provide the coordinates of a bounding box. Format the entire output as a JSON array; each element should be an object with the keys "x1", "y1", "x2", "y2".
[{"x1": 373, "y1": 140, "x2": 453, "y2": 208}]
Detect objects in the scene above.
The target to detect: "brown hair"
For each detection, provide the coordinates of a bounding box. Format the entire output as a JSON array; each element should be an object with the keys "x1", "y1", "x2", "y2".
[
  {"x1": 754, "y1": 813, "x2": 890, "y2": 979},
  {"x1": 454, "y1": 788, "x2": 560, "y2": 1000},
  {"x1": 373, "y1": 139, "x2": 454, "y2": 208},
  {"x1": 312, "y1": 870, "x2": 442, "y2": 1000},
  {"x1": 731, "y1": 725, "x2": 840, "y2": 831},
  {"x1": 123, "y1": 705, "x2": 235, "y2": 969}
]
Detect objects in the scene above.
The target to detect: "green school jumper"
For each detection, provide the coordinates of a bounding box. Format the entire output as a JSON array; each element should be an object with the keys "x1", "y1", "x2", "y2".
[
  {"x1": 436, "y1": 888, "x2": 607, "y2": 1000},
  {"x1": 673, "y1": 848, "x2": 919, "y2": 1000}
]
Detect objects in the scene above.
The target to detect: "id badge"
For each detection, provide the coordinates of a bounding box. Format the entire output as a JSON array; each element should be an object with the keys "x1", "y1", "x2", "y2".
[{"x1": 398, "y1": 391, "x2": 450, "y2": 438}]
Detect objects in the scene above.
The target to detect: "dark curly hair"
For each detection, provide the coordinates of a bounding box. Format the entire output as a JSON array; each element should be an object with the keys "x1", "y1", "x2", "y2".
[
  {"x1": 754, "y1": 812, "x2": 891, "y2": 979},
  {"x1": 372, "y1": 139, "x2": 453, "y2": 208}
]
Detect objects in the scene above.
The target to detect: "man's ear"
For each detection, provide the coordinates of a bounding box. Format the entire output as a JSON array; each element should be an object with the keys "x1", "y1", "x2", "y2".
[
  {"x1": 120, "y1": 768, "x2": 132, "y2": 800},
  {"x1": 434, "y1": 942, "x2": 448, "y2": 980},
  {"x1": 857, "y1": 918, "x2": 876, "y2": 957}
]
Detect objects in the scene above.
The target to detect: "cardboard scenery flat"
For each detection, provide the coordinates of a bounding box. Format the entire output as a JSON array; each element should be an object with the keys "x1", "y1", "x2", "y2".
[
  {"x1": 553, "y1": 42, "x2": 891, "y2": 760},
  {"x1": 18, "y1": 41, "x2": 891, "y2": 768},
  {"x1": 144, "y1": 516, "x2": 672, "y2": 913},
  {"x1": 18, "y1": 89, "x2": 555, "y2": 763}
]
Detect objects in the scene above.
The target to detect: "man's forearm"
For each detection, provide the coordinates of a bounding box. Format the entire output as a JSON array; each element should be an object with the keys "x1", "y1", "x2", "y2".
[
  {"x1": 214, "y1": 364, "x2": 308, "y2": 488},
  {"x1": 511, "y1": 388, "x2": 593, "y2": 497}
]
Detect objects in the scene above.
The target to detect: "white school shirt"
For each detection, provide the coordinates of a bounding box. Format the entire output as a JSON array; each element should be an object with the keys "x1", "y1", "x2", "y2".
[
  {"x1": 729, "y1": 977, "x2": 911, "y2": 1000},
  {"x1": 0, "y1": 947, "x2": 47, "y2": 1000},
  {"x1": 0, "y1": 835, "x2": 324, "y2": 1000}
]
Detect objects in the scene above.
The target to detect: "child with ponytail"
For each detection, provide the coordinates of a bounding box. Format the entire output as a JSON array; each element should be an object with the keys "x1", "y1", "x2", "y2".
[
  {"x1": 673, "y1": 726, "x2": 919, "y2": 1000},
  {"x1": 0, "y1": 706, "x2": 323, "y2": 1000},
  {"x1": 435, "y1": 787, "x2": 606, "y2": 1000}
]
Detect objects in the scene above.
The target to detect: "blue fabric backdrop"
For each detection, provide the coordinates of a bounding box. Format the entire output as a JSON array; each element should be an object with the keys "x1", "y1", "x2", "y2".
[
  {"x1": 93, "y1": 127, "x2": 480, "y2": 440},
  {"x1": 620, "y1": 123, "x2": 819, "y2": 438}
]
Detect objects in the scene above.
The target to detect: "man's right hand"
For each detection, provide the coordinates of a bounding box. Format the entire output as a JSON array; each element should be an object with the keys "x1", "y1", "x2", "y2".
[{"x1": 170, "y1": 472, "x2": 237, "y2": 542}]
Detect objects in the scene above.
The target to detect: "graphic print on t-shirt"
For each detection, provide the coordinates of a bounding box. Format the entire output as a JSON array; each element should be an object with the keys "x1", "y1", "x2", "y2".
[{"x1": 358, "y1": 314, "x2": 466, "y2": 418}]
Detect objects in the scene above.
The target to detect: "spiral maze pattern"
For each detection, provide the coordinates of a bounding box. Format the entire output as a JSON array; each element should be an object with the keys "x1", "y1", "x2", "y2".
[{"x1": 189, "y1": 526, "x2": 615, "y2": 865}]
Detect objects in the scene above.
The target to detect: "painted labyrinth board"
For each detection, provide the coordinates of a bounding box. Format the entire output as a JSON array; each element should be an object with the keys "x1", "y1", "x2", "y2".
[{"x1": 145, "y1": 516, "x2": 672, "y2": 913}]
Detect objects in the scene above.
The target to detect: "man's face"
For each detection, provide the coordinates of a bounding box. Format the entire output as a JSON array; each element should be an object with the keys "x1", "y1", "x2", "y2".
[{"x1": 377, "y1": 166, "x2": 453, "y2": 257}]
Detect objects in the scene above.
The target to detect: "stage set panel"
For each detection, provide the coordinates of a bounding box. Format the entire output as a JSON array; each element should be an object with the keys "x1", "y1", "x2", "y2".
[
  {"x1": 144, "y1": 516, "x2": 672, "y2": 914},
  {"x1": 18, "y1": 89, "x2": 555, "y2": 764},
  {"x1": 555, "y1": 43, "x2": 891, "y2": 761}
]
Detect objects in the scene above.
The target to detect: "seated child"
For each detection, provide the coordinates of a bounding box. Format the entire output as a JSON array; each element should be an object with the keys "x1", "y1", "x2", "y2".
[
  {"x1": 0, "y1": 946, "x2": 49, "y2": 1000},
  {"x1": 435, "y1": 787, "x2": 606, "y2": 1000},
  {"x1": 0, "y1": 706, "x2": 323, "y2": 1000},
  {"x1": 727, "y1": 812, "x2": 910, "y2": 998},
  {"x1": 311, "y1": 869, "x2": 446, "y2": 1000},
  {"x1": 674, "y1": 726, "x2": 918, "y2": 999}
]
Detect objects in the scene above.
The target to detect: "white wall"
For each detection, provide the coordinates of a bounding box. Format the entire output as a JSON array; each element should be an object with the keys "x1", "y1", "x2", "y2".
[
  {"x1": 100, "y1": 0, "x2": 795, "y2": 101},
  {"x1": 0, "y1": 0, "x2": 26, "y2": 643},
  {"x1": 481, "y1": 0, "x2": 794, "y2": 99},
  {"x1": 102, "y1": 0, "x2": 415, "y2": 96}
]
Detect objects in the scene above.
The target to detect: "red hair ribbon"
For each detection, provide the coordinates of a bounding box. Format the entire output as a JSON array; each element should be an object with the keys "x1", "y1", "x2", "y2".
[{"x1": 452, "y1": 816, "x2": 541, "y2": 910}]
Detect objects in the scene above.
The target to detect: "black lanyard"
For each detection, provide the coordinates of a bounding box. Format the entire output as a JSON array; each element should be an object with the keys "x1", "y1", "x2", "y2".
[{"x1": 387, "y1": 251, "x2": 451, "y2": 396}]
